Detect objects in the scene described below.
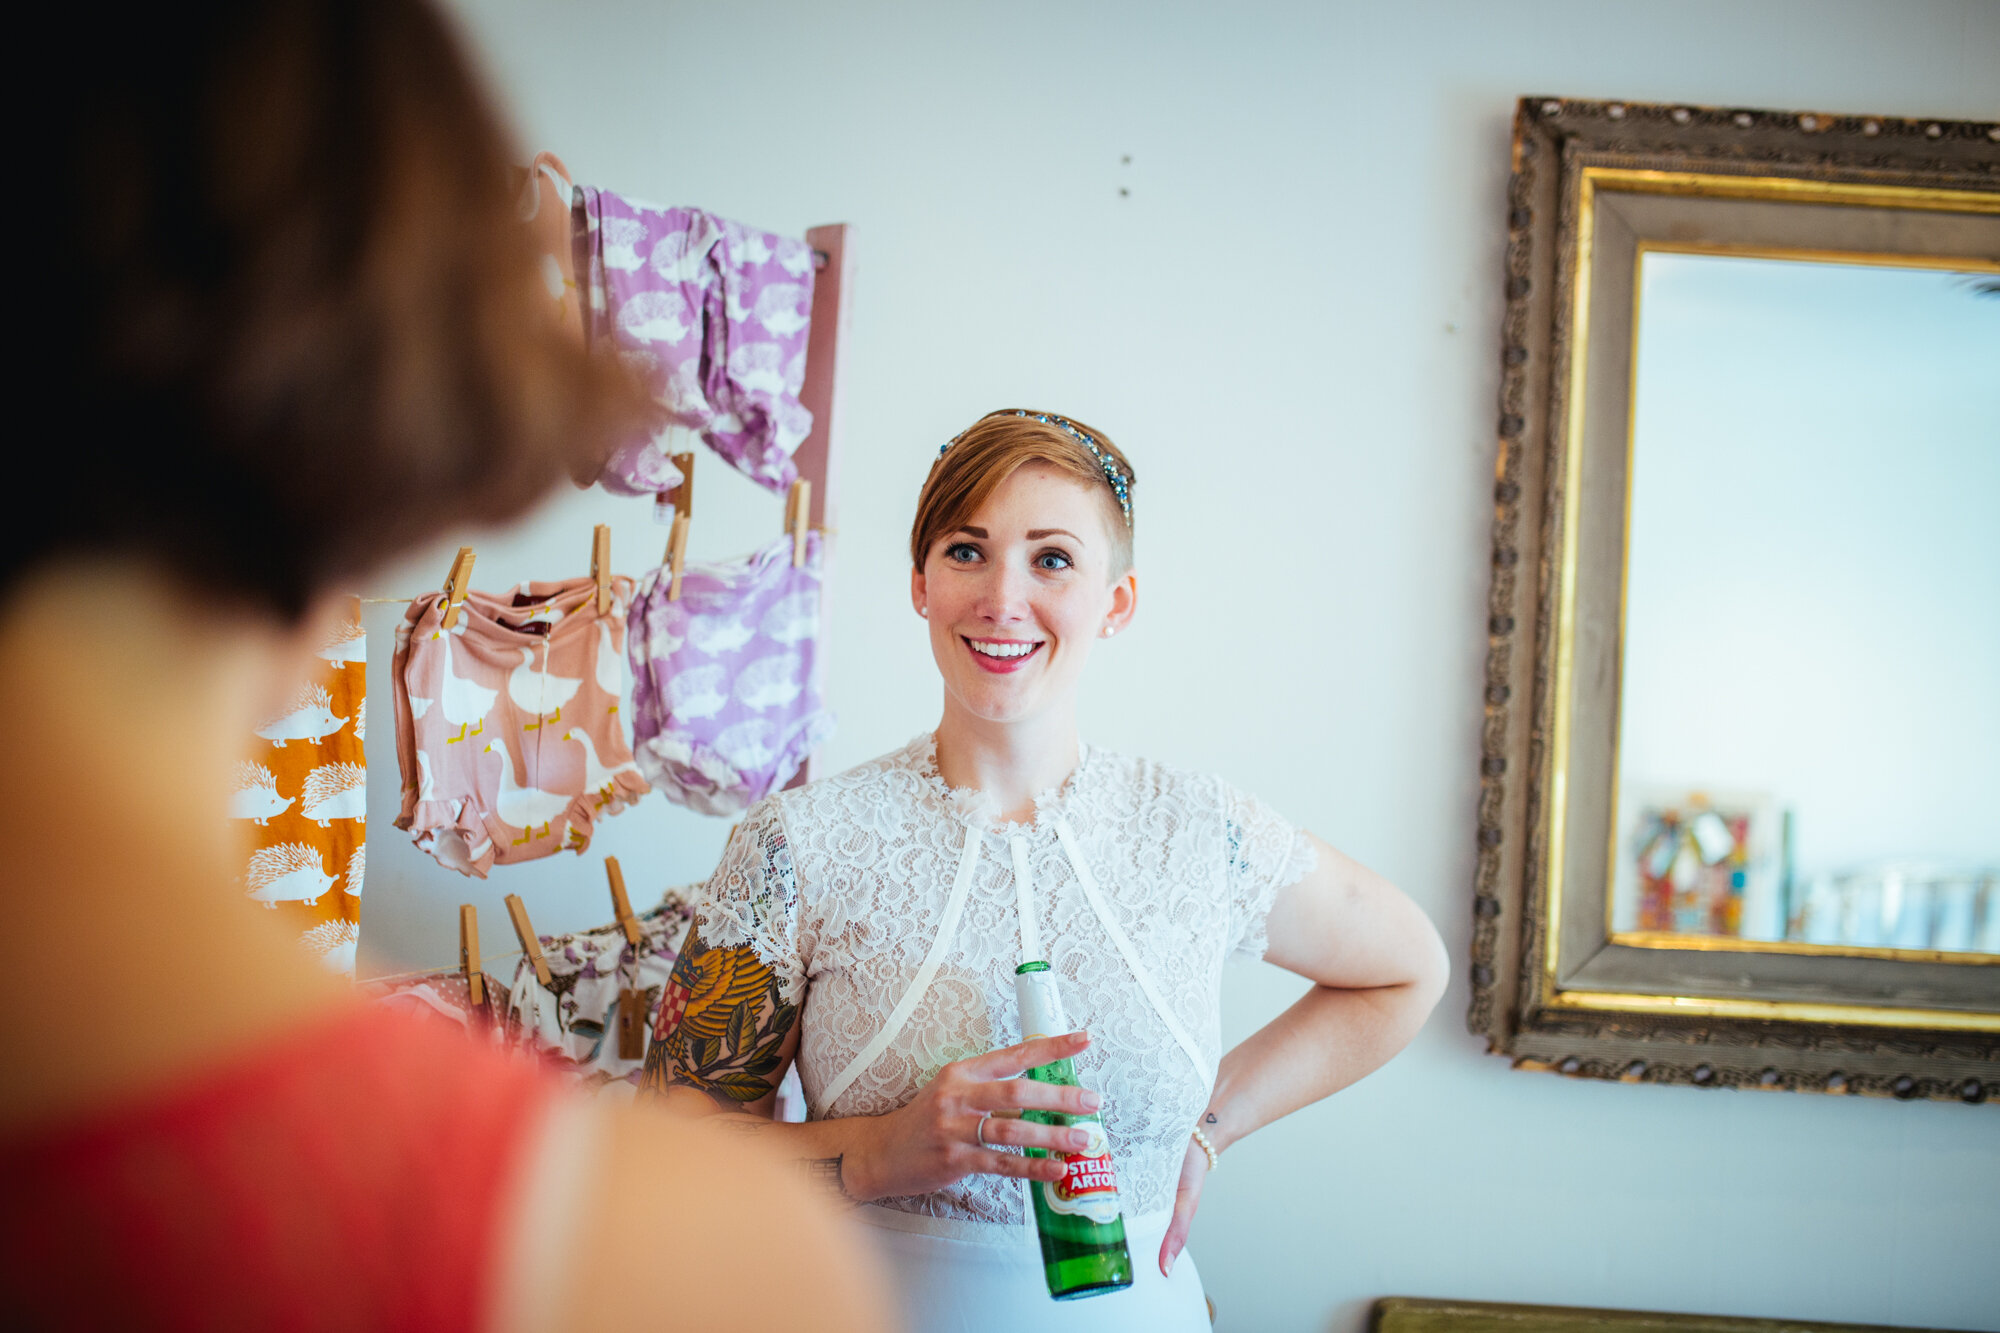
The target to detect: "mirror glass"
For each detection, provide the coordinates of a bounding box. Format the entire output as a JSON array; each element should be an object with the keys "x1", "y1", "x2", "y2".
[{"x1": 1610, "y1": 250, "x2": 2000, "y2": 956}]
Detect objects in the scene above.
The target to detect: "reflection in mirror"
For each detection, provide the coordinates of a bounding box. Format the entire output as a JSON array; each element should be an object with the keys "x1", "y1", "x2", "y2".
[{"x1": 1610, "y1": 252, "x2": 2000, "y2": 957}]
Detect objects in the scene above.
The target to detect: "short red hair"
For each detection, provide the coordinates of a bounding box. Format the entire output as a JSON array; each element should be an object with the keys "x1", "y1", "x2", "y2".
[{"x1": 910, "y1": 410, "x2": 1136, "y2": 574}]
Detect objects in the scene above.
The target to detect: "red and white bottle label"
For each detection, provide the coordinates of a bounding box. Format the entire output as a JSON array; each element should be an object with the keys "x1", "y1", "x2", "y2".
[{"x1": 1042, "y1": 1119, "x2": 1122, "y2": 1226}]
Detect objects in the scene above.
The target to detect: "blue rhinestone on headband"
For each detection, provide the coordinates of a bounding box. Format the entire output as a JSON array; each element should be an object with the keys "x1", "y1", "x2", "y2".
[{"x1": 937, "y1": 411, "x2": 1133, "y2": 527}]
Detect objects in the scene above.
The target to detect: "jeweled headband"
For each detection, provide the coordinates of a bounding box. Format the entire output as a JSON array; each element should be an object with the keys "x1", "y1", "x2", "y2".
[{"x1": 938, "y1": 410, "x2": 1133, "y2": 527}]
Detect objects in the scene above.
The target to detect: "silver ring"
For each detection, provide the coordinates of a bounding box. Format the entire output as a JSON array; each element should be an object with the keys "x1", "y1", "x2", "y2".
[{"x1": 975, "y1": 1111, "x2": 993, "y2": 1147}]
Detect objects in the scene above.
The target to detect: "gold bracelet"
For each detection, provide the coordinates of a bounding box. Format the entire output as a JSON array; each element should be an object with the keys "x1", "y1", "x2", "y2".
[{"x1": 1190, "y1": 1125, "x2": 1219, "y2": 1171}]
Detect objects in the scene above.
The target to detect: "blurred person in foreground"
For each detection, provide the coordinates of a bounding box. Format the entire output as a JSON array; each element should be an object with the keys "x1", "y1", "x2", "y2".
[{"x1": 0, "y1": 2, "x2": 889, "y2": 1329}]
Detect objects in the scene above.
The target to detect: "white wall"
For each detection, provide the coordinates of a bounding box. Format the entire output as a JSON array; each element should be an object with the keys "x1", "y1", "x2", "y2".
[{"x1": 388, "y1": 2, "x2": 2000, "y2": 1327}]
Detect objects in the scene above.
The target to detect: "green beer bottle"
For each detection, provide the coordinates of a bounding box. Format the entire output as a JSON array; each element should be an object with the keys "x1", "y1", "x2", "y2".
[{"x1": 1014, "y1": 961, "x2": 1133, "y2": 1301}]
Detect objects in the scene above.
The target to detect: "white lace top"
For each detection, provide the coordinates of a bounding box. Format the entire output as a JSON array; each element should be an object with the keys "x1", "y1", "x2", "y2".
[{"x1": 696, "y1": 733, "x2": 1316, "y2": 1226}]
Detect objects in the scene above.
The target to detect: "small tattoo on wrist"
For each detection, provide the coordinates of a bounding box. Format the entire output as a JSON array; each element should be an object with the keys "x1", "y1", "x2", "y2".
[
  {"x1": 804, "y1": 1155, "x2": 856, "y2": 1205},
  {"x1": 1203, "y1": 1112, "x2": 1218, "y2": 1125}
]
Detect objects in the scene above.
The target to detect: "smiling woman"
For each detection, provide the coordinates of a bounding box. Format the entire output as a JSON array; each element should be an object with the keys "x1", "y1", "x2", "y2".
[{"x1": 644, "y1": 407, "x2": 1450, "y2": 1332}]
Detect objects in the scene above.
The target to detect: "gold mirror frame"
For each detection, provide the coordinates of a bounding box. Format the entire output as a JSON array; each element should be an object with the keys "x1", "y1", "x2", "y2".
[
  {"x1": 1372, "y1": 1297, "x2": 1912, "y2": 1333},
  {"x1": 1467, "y1": 96, "x2": 1999, "y2": 1106}
]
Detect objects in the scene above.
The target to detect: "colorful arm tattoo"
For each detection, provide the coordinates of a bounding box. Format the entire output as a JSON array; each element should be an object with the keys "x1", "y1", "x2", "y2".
[{"x1": 640, "y1": 921, "x2": 799, "y2": 1108}]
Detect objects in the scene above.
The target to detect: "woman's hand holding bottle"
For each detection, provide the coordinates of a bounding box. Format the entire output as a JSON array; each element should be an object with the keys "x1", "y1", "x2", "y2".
[{"x1": 842, "y1": 1031, "x2": 1103, "y2": 1202}]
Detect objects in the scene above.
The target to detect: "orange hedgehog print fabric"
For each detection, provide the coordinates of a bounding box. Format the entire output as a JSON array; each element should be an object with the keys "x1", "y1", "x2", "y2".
[{"x1": 234, "y1": 601, "x2": 366, "y2": 975}]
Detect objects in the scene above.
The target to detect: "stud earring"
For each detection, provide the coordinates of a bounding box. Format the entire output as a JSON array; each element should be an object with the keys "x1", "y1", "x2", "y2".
[
  {"x1": 919, "y1": 607, "x2": 929, "y2": 618},
  {"x1": 1102, "y1": 625, "x2": 1115, "y2": 638}
]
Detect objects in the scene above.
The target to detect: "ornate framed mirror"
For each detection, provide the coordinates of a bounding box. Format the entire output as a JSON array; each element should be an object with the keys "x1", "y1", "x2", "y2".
[{"x1": 1468, "y1": 96, "x2": 1998, "y2": 1104}]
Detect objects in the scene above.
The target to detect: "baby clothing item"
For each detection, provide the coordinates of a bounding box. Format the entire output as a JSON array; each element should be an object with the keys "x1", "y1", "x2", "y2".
[
  {"x1": 503, "y1": 962, "x2": 568, "y2": 1064},
  {"x1": 626, "y1": 531, "x2": 834, "y2": 816},
  {"x1": 367, "y1": 968, "x2": 566, "y2": 1066},
  {"x1": 235, "y1": 601, "x2": 366, "y2": 975},
  {"x1": 575, "y1": 186, "x2": 815, "y2": 504},
  {"x1": 392, "y1": 576, "x2": 650, "y2": 877},
  {"x1": 367, "y1": 971, "x2": 506, "y2": 1035},
  {"x1": 502, "y1": 891, "x2": 696, "y2": 1094}
]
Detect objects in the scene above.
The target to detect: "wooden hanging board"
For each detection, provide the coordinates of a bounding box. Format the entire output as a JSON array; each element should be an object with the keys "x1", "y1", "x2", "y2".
[{"x1": 782, "y1": 223, "x2": 852, "y2": 789}]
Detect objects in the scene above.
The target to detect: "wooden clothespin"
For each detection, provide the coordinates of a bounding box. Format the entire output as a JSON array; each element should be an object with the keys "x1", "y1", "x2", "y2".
[
  {"x1": 785, "y1": 480, "x2": 812, "y2": 568},
  {"x1": 459, "y1": 904, "x2": 484, "y2": 1006},
  {"x1": 591, "y1": 524, "x2": 613, "y2": 615},
  {"x1": 663, "y1": 451, "x2": 695, "y2": 601},
  {"x1": 440, "y1": 547, "x2": 476, "y2": 630},
  {"x1": 504, "y1": 893, "x2": 553, "y2": 987},
  {"x1": 604, "y1": 857, "x2": 648, "y2": 1058},
  {"x1": 605, "y1": 856, "x2": 643, "y2": 950}
]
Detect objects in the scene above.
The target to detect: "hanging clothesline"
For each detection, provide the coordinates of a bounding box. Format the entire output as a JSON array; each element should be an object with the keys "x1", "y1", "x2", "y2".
[
  {"x1": 358, "y1": 947, "x2": 524, "y2": 988},
  {"x1": 351, "y1": 527, "x2": 835, "y2": 609}
]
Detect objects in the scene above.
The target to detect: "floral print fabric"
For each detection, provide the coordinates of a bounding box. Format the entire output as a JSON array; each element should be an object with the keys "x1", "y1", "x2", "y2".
[
  {"x1": 502, "y1": 892, "x2": 694, "y2": 1093},
  {"x1": 575, "y1": 186, "x2": 815, "y2": 502}
]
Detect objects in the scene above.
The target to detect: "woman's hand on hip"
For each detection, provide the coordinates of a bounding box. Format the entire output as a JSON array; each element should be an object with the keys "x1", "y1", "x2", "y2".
[
  {"x1": 846, "y1": 1031, "x2": 1102, "y2": 1202},
  {"x1": 1159, "y1": 1136, "x2": 1210, "y2": 1277}
]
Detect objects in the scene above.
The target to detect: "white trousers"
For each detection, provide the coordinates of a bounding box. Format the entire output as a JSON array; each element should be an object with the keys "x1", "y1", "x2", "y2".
[{"x1": 855, "y1": 1206, "x2": 1209, "y2": 1333}]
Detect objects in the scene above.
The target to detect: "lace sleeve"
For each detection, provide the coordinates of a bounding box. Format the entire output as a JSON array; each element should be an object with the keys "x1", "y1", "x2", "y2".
[
  {"x1": 1220, "y1": 779, "x2": 1318, "y2": 962},
  {"x1": 692, "y1": 798, "x2": 807, "y2": 1003}
]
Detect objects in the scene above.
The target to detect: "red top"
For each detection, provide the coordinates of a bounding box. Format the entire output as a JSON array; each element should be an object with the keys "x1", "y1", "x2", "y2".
[{"x1": 1, "y1": 1004, "x2": 555, "y2": 1332}]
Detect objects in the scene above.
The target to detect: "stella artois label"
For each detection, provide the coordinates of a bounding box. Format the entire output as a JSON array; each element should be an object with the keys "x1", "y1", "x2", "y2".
[{"x1": 1042, "y1": 1118, "x2": 1122, "y2": 1225}]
